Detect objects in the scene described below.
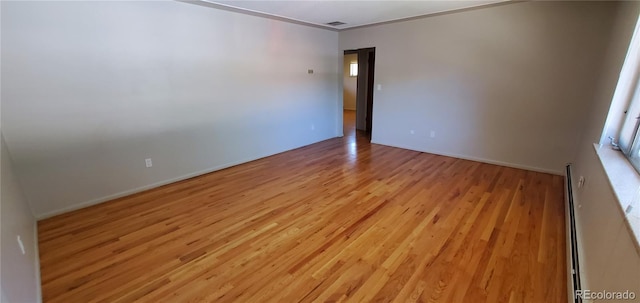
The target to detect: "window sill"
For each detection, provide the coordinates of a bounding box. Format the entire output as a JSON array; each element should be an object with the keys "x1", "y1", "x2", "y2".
[{"x1": 593, "y1": 143, "x2": 640, "y2": 253}]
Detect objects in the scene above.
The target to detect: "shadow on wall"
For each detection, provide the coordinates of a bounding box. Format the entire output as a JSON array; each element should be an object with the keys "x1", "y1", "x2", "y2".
[
  {"x1": 355, "y1": 1, "x2": 617, "y2": 172},
  {"x1": 8, "y1": 104, "x2": 337, "y2": 218},
  {"x1": 1, "y1": 0, "x2": 341, "y2": 218},
  {"x1": 1, "y1": 134, "x2": 41, "y2": 302}
]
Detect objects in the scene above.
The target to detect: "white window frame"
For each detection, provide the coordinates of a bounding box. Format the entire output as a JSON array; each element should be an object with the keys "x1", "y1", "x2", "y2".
[{"x1": 614, "y1": 17, "x2": 640, "y2": 174}]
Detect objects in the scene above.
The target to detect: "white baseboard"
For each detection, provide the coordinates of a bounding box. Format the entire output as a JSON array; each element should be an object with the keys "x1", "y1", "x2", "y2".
[
  {"x1": 36, "y1": 137, "x2": 562, "y2": 220},
  {"x1": 371, "y1": 140, "x2": 563, "y2": 176},
  {"x1": 36, "y1": 137, "x2": 339, "y2": 220}
]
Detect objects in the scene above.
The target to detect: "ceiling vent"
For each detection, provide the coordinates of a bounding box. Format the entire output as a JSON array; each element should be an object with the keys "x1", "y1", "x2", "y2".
[{"x1": 326, "y1": 21, "x2": 346, "y2": 26}]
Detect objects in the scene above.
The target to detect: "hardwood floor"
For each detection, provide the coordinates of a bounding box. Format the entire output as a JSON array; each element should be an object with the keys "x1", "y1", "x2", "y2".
[{"x1": 38, "y1": 110, "x2": 567, "y2": 302}]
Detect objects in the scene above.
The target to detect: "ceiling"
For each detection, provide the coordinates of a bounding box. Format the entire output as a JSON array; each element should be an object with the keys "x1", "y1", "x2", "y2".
[{"x1": 202, "y1": 0, "x2": 510, "y2": 30}]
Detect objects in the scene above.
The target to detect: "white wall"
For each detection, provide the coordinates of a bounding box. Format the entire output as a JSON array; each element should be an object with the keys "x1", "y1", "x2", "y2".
[
  {"x1": 1, "y1": 0, "x2": 339, "y2": 218},
  {"x1": 571, "y1": 1, "x2": 640, "y2": 299},
  {"x1": 343, "y1": 53, "x2": 357, "y2": 110},
  {"x1": 1, "y1": 135, "x2": 42, "y2": 303},
  {"x1": 340, "y1": 1, "x2": 618, "y2": 174}
]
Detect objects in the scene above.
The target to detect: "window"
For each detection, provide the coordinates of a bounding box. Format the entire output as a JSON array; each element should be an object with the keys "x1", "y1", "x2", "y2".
[
  {"x1": 619, "y1": 79, "x2": 640, "y2": 170},
  {"x1": 349, "y1": 62, "x2": 358, "y2": 77},
  {"x1": 612, "y1": 16, "x2": 640, "y2": 173},
  {"x1": 597, "y1": 13, "x2": 640, "y2": 254}
]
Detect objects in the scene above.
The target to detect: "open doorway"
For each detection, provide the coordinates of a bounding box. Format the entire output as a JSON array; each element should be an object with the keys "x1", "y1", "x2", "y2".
[
  {"x1": 343, "y1": 48, "x2": 376, "y2": 141},
  {"x1": 343, "y1": 51, "x2": 358, "y2": 140}
]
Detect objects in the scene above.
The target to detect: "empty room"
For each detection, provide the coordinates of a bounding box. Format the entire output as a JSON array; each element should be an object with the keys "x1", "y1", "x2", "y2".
[{"x1": 2, "y1": 0, "x2": 640, "y2": 302}]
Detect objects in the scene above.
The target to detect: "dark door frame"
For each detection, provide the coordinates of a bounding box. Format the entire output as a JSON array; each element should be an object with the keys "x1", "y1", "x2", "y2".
[
  {"x1": 364, "y1": 48, "x2": 375, "y2": 140},
  {"x1": 343, "y1": 47, "x2": 376, "y2": 141}
]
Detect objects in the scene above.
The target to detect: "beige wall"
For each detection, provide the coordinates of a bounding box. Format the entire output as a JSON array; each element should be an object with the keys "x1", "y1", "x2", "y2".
[
  {"x1": 340, "y1": 1, "x2": 617, "y2": 174},
  {"x1": 1, "y1": 1, "x2": 339, "y2": 218},
  {"x1": 1, "y1": 134, "x2": 41, "y2": 302},
  {"x1": 343, "y1": 53, "x2": 357, "y2": 110},
  {"x1": 571, "y1": 1, "x2": 640, "y2": 296}
]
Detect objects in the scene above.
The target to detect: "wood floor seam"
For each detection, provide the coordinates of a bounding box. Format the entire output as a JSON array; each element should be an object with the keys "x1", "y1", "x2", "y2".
[{"x1": 38, "y1": 110, "x2": 567, "y2": 302}]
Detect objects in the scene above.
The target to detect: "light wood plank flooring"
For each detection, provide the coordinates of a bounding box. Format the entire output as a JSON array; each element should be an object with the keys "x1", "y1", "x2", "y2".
[{"x1": 38, "y1": 110, "x2": 566, "y2": 302}]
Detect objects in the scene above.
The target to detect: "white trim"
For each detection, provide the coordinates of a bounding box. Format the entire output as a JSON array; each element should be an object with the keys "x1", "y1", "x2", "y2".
[
  {"x1": 593, "y1": 143, "x2": 640, "y2": 254},
  {"x1": 189, "y1": 0, "x2": 511, "y2": 32},
  {"x1": 35, "y1": 138, "x2": 338, "y2": 220},
  {"x1": 35, "y1": 157, "x2": 282, "y2": 219},
  {"x1": 370, "y1": 140, "x2": 564, "y2": 175},
  {"x1": 599, "y1": 14, "x2": 640, "y2": 146},
  {"x1": 180, "y1": 0, "x2": 339, "y2": 32},
  {"x1": 36, "y1": 137, "x2": 561, "y2": 220}
]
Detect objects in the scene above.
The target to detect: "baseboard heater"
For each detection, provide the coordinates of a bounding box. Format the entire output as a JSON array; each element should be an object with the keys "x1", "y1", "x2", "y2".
[{"x1": 565, "y1": 164, "x2": 582, "y2": 303}]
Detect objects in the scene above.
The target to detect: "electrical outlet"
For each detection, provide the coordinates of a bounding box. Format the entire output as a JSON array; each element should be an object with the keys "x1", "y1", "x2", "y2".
[
  {"x1": 430, "y1": 130, "x2": 436, "y2": 138},
  {"x1": 17, "y1": 235, "x2": 25, "y2": 255},
  {"x1": 578, "y1": 176, "x2": 585, "y2": 188},
  {"x1": 145, "y1": 158, "x2": 153, "y2": 168}
]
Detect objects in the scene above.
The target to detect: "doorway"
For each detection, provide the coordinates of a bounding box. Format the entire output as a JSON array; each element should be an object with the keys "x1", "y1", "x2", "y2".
[
  {"x1": 343, "y1": 48, "x2": 376, "y2": 141},
  {"x1": 343, "y1": 51, "x2": 358, "y2": 140}
]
